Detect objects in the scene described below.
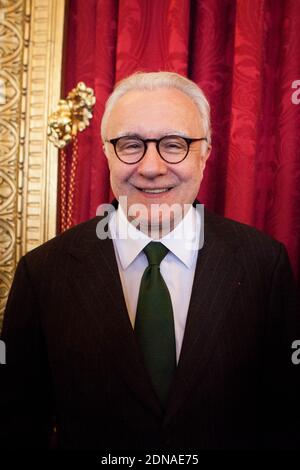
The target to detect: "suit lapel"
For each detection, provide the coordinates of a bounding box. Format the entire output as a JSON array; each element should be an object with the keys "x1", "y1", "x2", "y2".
[
  {"x1": 163, "y1": 213, "x2": 244, "y2": 426},
  {"x1": 69, "y1": 217, "x2": 163, "y2": 419}
]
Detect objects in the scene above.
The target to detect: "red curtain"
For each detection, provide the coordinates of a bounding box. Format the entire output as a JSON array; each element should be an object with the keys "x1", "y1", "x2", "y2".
[{"x1": 63, "y1": 0, "x2": 300, "y2": 281}]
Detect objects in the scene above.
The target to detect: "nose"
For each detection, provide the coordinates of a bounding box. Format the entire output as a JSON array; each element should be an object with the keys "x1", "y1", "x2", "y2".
[{"x1": 136, "y1": 142, "x2": 168, "y2": 178}]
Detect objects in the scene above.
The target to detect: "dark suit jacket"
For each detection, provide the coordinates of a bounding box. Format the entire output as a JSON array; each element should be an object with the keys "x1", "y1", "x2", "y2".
[{"x1": 1, "y1": 207, "x2": 300, "y2": 450}]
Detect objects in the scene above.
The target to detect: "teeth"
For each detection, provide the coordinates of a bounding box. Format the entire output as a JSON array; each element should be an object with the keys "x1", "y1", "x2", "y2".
[{"x1": 141, "y1": 188, "x2": 169, "y2": 193}]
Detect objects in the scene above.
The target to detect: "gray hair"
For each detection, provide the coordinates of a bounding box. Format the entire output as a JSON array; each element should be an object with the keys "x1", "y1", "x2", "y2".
[{"x1": 101, "y1": 71, "x2": 211, "y2": 145}]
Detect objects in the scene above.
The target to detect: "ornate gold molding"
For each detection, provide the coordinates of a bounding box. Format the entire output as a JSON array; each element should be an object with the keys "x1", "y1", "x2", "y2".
[{"x1": 0, "y1": 0, "x2": 65, "y2": 329}]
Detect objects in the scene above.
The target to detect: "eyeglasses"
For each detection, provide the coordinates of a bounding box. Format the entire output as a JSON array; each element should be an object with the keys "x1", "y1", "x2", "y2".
[{"x1": 105, "y1": 135, "x2": 208, "y2": 164}]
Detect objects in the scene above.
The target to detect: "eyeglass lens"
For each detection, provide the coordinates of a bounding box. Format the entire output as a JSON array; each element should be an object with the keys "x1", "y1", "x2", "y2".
[{"x1": 115, "y1": 136, "x2": 188, "y2": 163}]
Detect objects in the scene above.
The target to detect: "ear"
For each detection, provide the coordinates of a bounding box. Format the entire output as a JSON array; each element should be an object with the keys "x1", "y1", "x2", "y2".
[
  {"x1": 102, "y1": 142, "x2": 109, "y2": 159},
  {"x1": 200, "y1": 144, "x2": 212, "y2": 167},
  {"x1": 103, "y1": 144, "x2": 114, "y2": 173}
]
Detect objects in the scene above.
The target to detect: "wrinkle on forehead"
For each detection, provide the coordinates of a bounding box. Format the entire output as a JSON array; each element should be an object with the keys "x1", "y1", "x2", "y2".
[
  {"x1": 113, "y1": 129, "x2": 196, "y2": 139},
  {"x1": 106, "y1": 88, "x2": 204, "y2": 140}
]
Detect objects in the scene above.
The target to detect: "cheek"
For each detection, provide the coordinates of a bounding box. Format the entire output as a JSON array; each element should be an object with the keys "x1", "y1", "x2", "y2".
[
  {"x1": 109, "y1": 164, "x2": 135, "y2": 193},
  {"x1": 179, "y1": 160, "x2": 204, "y2": 185}
]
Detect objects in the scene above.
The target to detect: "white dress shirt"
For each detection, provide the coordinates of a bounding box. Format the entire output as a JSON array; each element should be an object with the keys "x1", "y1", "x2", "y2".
[{"x1": 108, "y1": 204, "x2": 201, "y2": 364}]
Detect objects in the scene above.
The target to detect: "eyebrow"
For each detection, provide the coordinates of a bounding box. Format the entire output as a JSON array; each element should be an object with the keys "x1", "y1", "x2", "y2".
[{"x1": 113, "y1": 130, "x2": 190, "y2": 139}]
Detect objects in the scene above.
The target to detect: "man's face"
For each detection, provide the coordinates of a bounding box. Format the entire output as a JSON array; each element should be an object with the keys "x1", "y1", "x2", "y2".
[{"x1": 104, "y1": 87, "x2": 211, "y2": 233}]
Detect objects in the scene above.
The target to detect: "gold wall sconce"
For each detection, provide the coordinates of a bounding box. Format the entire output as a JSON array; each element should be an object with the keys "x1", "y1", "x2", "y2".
[{"x1": 47, "y1": 82, "x2": 96, "y2": 231}]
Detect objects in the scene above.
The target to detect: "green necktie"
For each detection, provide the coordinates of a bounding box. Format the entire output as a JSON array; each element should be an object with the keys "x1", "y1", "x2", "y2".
[{"x1": 134, "y1": 241, "x2": 176, "y2": 406}]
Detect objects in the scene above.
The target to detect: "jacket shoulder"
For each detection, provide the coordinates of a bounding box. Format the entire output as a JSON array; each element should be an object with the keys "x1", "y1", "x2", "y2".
[
  {"x1": 203, "y1": 209, "x2": 287, "y2": 279},
  {"x1": 23, "y1": 217, "x2": 100, "y2": 268},
  {"x1": 204, "y1": 209, "x2": 282, "y2": 251}
]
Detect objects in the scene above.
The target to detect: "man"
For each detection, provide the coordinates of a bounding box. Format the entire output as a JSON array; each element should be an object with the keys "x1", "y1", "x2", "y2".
[{"x1": 1, "y1": 72, "x2": 299, "y2": 450}]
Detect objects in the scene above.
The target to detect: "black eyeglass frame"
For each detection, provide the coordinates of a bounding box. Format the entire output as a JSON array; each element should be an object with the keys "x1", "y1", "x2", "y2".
[{"x1": 105, "y1": 135, "x2": 208, "y2": 164}]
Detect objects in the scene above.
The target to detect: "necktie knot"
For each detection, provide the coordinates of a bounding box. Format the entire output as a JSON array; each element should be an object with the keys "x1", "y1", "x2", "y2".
[{"x1": 143, "y1": 242, "x2": 169, "y2": 266}]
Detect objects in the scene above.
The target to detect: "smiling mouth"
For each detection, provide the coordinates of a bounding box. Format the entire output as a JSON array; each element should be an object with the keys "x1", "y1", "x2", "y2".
[{"x1": 135, "y1": 187, "x2": 173, "y2": 194}]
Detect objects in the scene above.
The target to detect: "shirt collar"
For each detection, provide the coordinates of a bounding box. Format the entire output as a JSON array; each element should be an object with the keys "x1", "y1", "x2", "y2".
[{"x1": 109, "y1": 203, "x2": 201, "y2": 270}]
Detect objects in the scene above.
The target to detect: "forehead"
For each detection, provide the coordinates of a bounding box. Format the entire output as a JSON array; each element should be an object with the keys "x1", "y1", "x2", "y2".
[{"x1": 106, "y1": 87, "x2": 203, "y2": 138}]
